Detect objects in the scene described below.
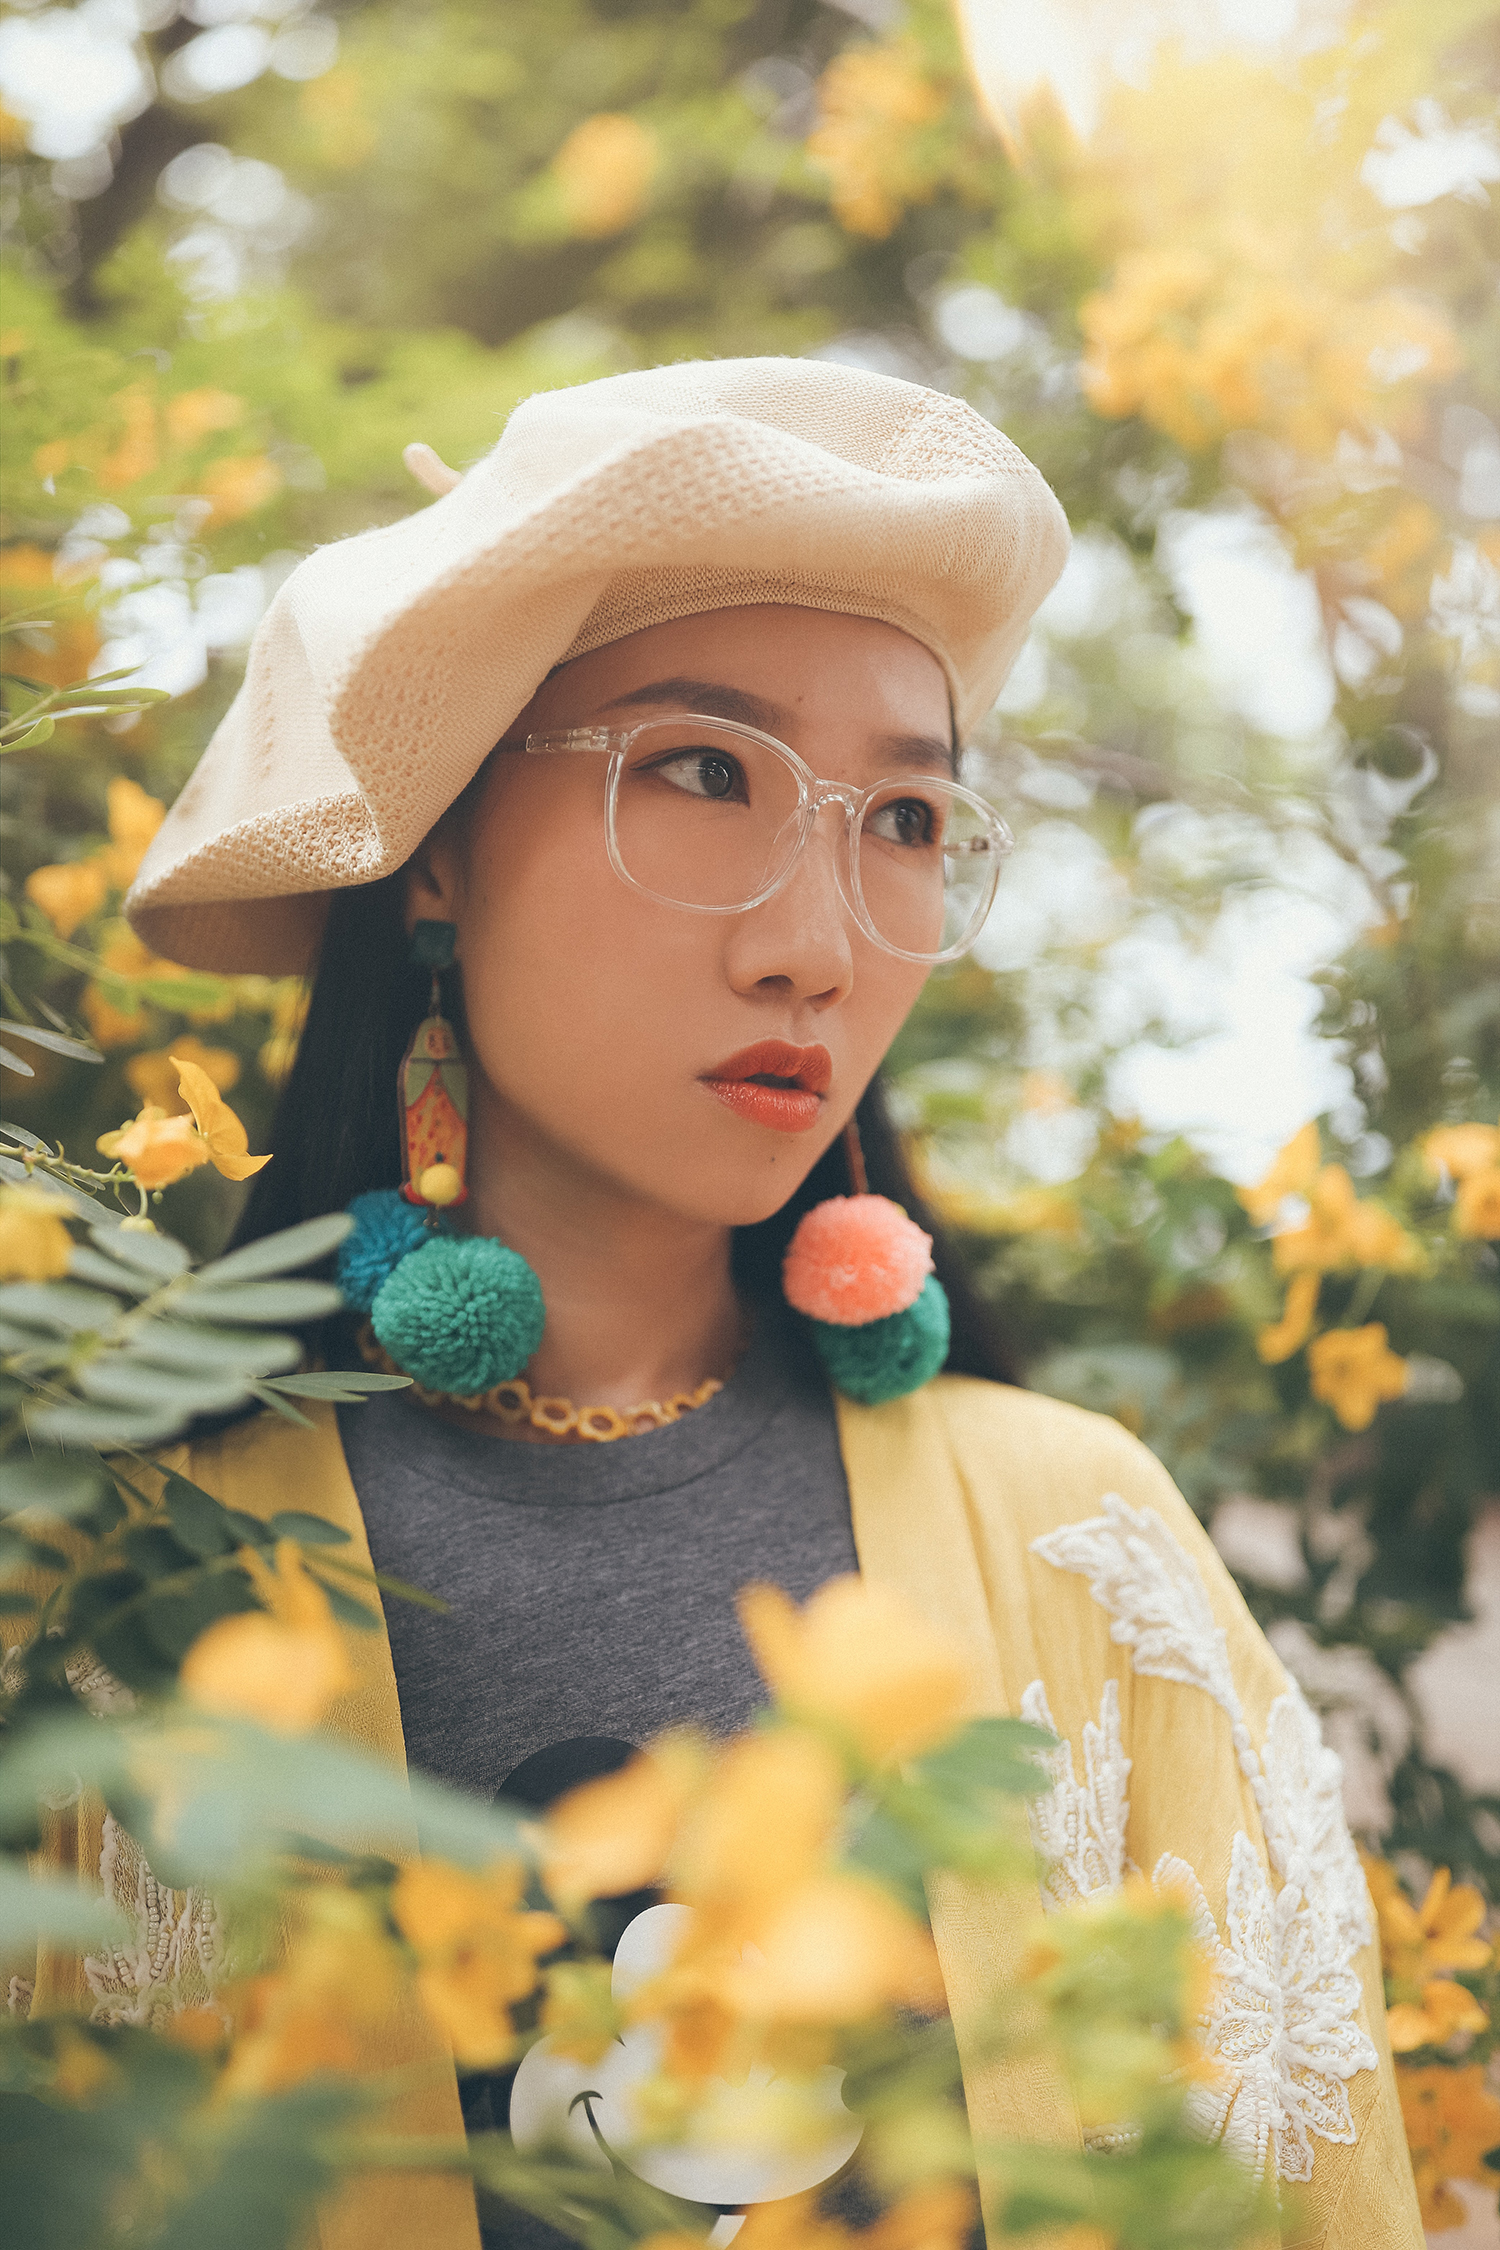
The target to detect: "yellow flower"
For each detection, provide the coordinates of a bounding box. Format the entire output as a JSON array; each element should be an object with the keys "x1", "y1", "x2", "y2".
[
  {"x1": 1271, "y1": 1164, "x2": 1416, "y2": 1275},
  {"x1": 125, "y1": 1037, "x2": 240, "y2": 1117},
  {"x1": 1397, "y1": 2063, "x2": 1500, "y2": 2228},
  {"x1": 1256, "y1": 1269, "x2": 1320, "y2": 1365},
  {"x1": 258, "y1": 980, "x2": 308, "y2": 1086},
  {"x1": 1306, "y1": 1324, "x2": 1407, "y2": 1430},
  {"x1": 1237, "y1": 1121, "x2": 1320, "y2": 1227},
  {"x1": 180, "y1": 1540, "x2": 354, "y2": 1733},
  {"x1": 392, "y1": 1858, "x2": 564, "y2": 2066},
  {"x1": 96, "y1": 1106, "x2": 212, "y2": 1190},
  {"x1": 24, "y1": 858, "x2": 109, "y2": 940},
  {"x1": 0, "y1": 1183, "x2": 75, "y2": 1281},
  {"x1": 1455, "y1": 1168, "x2": 1500, "y2": 1241},
  {"x1": 552, "y1": 113, "x2": 657, "y2": 238},
  {"x1": 738, "y1": 1576, "x2": 971, "y2": 1765},
  {"x1": 199, "y1": 453, "x2": 283, "y2": 526},
  {"x1": 98, "y1": 383, "x2": 159, "y2": 490},
  {"x1": 708, "y1": 1869, "x2": 944, "y2": 2024},
  {"x1": 807, "y1": 44, "x2": 946, "y2": 239},
  {"x1": 97, "y1": 775, "x2": 165, "y2": 889},
  {"x1": 673, "y1": 1730, "x2": 843, "y2": 1909},
  {"x1": 1386, "y1": 1979, "x2": 1489, "y2": 2053},
  {"x1": 79, "y1": 926, "x2": 193, "y2": 1049},
  {"x1": 220, "y1": 1887, "x2": 400, "y2": 2096},
  {"x1": 164, "y1": 387, "x2": 245, "y2": 447},
  {"x1": 1364, "y1": 1859, "x2": 1494, "y2": 1987},
  {"x1": 537, "y1": 1959, "x2": 621, "y2": 2065},
  {"x1": 172, "y1": 1053, "x2": 270, "y2": 1180},
  {"x1": 1422, "y1": 1121, "x2": 1500, "y2": 1182},
  {"x1": 542, "y1": 1732, "x2": 707, "y2": 1905}
]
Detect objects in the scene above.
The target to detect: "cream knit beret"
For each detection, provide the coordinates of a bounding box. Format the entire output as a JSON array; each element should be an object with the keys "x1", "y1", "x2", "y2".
[{"x1": 127, "y1": 356, "x2": 1070, "y2": 972}]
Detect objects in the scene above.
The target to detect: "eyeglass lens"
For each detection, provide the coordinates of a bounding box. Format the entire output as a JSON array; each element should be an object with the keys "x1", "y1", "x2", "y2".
[{"x1": 609, "y1": 720, "x2": 999, "y2": 960}]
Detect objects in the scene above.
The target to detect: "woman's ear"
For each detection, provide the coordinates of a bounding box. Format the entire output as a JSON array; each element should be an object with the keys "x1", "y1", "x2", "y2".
[{"x1": 402, "y1": 829, "x2": 463, "y2": 939}]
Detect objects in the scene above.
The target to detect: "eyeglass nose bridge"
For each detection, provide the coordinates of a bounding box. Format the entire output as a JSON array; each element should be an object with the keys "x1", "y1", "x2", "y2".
[{"x1": 775, "y1": 781, "x2": 865, "y2": 925}]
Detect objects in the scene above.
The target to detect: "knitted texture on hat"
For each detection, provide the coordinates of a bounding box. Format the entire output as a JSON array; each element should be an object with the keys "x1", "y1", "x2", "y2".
[
  {"x1": 336, "y1": 1188, "x2": 435, "y2": 1314},
  {"x1": 809, "y1": 1275, "x2": 950, "y2": 1406},
  {"x1": 371, "y1": 1235, "x2": 545, "y2": 1395},
  {"x1": 782, "y1": 1195, "x2": 933, "y2": 1326}
]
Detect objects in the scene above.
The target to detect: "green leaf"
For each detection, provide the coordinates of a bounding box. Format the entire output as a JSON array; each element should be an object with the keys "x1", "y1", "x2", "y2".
[
  {"x1": 915, "y1": 1715, "x2": 1057, "y2": 1800},
  {"x1": 76, "y1": 1361, "x2": 251, "y2": 1417},
  {"x1": 0, "y1": 1282, "x2": 124, "y2": 1335},
  {"x1": 316, "y1": 1577, "x2": 380, "y2": 1633},
  {"x1": 90, "y1": 1225, "x2": 191, "y2": 1280},
  {"x1": 222, "y1": 1506, "x2": 274, "y2": 1545},
  {"x1": 67, "y1": 1246, "x2": 155, "y2": 1296},
  {"x1": 2, "y1": 714, "x2": 55, "y2": 749},
  {"x1": 245, "y1": 1382, "x2": 315, "y2": 1427},
  {"x1": 0, "y1": 1857, "x2": 126, "y2": 1950},
  {"x1": 260, "y1": 1371, "x2": 412, "y2": 1400},
  {"x1": 267, "y1": 1510, "x2": 352, "y2": 1547},
  {"x1": 0, "y1": 1590, "x2": 37, "y2": 1614},
  {"x1": 121, "y1": 1523, "x2": 195, "y2": 1581},
  {"x1": 0, "y1": 1452, "x2": 107, "y2": 1522},
  {"x1": 174, "y1": 1280, "x2": 342, "y2": 1325},
  {"x1": 195, "y1": 1213, "x2": 354, "y2": 1286},
  {"x1": 0, "y1": 1020, "x2": 103, "y2": 1065},
  {"x1": 139, "y1": 1569, "x2": 262, "y2": 1662},
  {"x1": 163, "y1": 1476, "x2": 239, "y2": 1559},
  {"x1": 124, "y1": 1322, "x2": 300, "y2": 1376},
  {"x1": 28, "y1": 1400, "x2": 187, "y2": 1447}
]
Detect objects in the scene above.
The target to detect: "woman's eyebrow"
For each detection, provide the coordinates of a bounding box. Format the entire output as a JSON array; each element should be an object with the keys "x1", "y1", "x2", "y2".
[
  {"x1": 597, "y1": 676, "x2": 781, "y2": 731},
  {"x1": 599, "y1": 678, "x2": 956, "y2": 774}
]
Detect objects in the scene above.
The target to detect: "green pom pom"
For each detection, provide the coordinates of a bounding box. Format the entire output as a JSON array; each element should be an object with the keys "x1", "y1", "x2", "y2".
[
  {"x1": 809, "y1": 1275, "x2": 950, "y2": 1405},
  {"x1": 371, "y1": 1235, "x2": 544, "y2": 1395},
  {"x1": 336, "y1": 1188, "x2": 435, "y2": 1313}
]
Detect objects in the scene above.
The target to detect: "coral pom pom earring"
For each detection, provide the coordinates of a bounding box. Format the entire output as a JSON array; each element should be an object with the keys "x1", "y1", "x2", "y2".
[{"x1": 781, "y1": 1120, "x2": 950, "y2": 1405}]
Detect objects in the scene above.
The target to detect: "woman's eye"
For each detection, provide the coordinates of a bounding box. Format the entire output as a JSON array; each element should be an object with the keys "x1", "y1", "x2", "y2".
[
  {"x1": 867, "y1": 797, "x2": 936, "y2": 847},
  {"x1": 654, "y1": 750, "x2": 744, "y2": 802}
]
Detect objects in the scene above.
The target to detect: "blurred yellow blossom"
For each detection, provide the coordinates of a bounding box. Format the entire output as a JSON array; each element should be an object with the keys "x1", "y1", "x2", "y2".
[
  {"x1": 0, "y1": 544, "x2": 101, "y2": 685},
  {"x1": 738, "y1": 1576, "x2": 970, "y2": 1765},
  {"x1": 199, "y1": 453, "x2": 283, "y2": 525},
  {"x1": 172, "y1": 1053, "x2": 270, "y2": 1180},
  {"x1": 1256, "y1": 1269, "x2": 1320, "y2": 1366},
  {"x1": 537, "y1": 1958, "x2": 621, "y2": 2065},
  {"x1": 1271, "y1": 1165, "x2": 1417, "y2": 1275},
  {"x1": 257, "y1": 979, "x2": 309, "y2": 1085},
  {"x1": 673, "y1": 1729, "x2": 842, "y2": 1908},
  {"x1": 553, "y1": 113, "x2": 657, "y2": 237},
  {"x1": 705, "y1": 1869, "x2": 944, "y2": 2024},
  {"x1": 126, "y1": 1037, "x2": 240, "y2": 1116},
  {"x1": 542, "y1": 1732, "x2": 707, "y2": 1905},
  {"x1": 392, "y1": 1858, "x2": 564, "y2": 2066},
  {"x1": 1421, "y1": 1120, "x2": 1500, "y2": 1181},
  {"x1": 1365, "y1": 1859, "x2": 1493, "y2": 1987},
  {"x1": 735, "y1": 2183, "x2": 977, "y2": 2250},
  {"x1": 220, "y1": 1887, "x2": 400, "y2": 2096},
  {"x1": 1306, "y1": 1324, "x2": 1407, "y2": 1430},
  {"x1": 1238, "y1": 1122, "x2": 1320, "y2": 1228},
  {"x1": 808, "y1": 45, "x2": 946, "y2": 239},
  {"x1": 98, "y1": 776, "x2": 165, "y2": 888},
  {"x1": 98, "y1": 383, "x2": 158, "y2": 489},
  {"x1": 23, "y1": 857, "x2": 110, "y2": 940},
  {"x1": 164, "y1": 387, "x2": 245, "y2": 446},
  {"x1": 80, "y1": 926, "x2": 194, "y2": 1048},
  {"x1": 0, "y1": 1183, "x2": 75, "y2": 1281},
  {"x1": 1398, "y1": 2063, "x2": 1500, "y2": 2230},
  {"x1": 181, "y1": 1540, "x2": 353, "y2": 1732},
  {"x1": 96, "y1": 1106, "x2": 212, "y2": 1190},
  {"x1": 1386, "y1": 1978, "x2": 1488, "y2": 2054},
  {"x1": 1454, "y1": 1170, "x2": 1500, "y2": 1241}
]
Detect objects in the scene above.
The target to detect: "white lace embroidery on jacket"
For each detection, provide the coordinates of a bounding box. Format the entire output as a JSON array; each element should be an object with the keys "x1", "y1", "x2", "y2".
[
  {"x1": 1019, "y1": 1678, "x2": 1133, "y2": 1910},
  {"x1": 1027, "y1": 1491, "x2": 1377, "y2": 2184},
  {"x1": 83, "y1": 1814, "x2": 223, "y2": 2028},
  {"x1": 1157, "y1": 1834, "x2": 1376, "y2": 2183}
]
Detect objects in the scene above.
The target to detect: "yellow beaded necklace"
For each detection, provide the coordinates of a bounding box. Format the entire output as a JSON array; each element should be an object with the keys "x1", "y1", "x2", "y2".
[{"x1": 357, "y1": 1323, "x2": 724, "y2": 1443}]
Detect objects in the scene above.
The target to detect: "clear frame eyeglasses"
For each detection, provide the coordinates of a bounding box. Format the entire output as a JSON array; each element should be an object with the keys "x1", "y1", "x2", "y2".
[{"x1": 506, "y1": 713, "x2": 1013, "y2": 966}]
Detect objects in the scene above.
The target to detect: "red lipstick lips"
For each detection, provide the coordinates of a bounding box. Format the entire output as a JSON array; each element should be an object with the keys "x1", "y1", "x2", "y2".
[{"x1": 700, "y1": 1039, "x2": 833, "y2": 1134}]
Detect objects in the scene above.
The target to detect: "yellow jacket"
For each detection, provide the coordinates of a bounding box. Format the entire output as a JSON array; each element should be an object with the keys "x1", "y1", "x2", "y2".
[{"x1": 29, "y1": 1377, "x2": 1421, "y2": 2250}]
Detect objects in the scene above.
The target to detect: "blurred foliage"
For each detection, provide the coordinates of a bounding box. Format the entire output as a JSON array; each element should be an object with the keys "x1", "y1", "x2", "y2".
[{"x1": 2, "y1": 0, "x2": 1499, "y2": 2227}]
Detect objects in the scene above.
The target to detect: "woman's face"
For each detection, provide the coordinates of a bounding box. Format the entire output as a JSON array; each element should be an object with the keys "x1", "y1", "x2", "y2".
[{"x1": 409, "y1": 605, "x2": 950, "y2": 1228}]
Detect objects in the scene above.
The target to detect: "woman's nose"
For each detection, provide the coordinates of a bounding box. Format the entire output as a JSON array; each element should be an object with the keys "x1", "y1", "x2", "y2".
[{"x1": 722, "y1": 816, "x2": 855, "y2": 1006}]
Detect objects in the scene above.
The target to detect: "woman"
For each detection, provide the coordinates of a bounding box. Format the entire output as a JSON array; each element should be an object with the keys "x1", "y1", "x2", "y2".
[{"x1": 123, "y1": 357, "x2": 1418, "y2": 2249}]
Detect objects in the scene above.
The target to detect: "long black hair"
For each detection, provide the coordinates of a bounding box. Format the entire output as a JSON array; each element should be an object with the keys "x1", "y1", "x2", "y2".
[{"x1": 235, "y1": 874, "x2": 1021, "y2": 1387}]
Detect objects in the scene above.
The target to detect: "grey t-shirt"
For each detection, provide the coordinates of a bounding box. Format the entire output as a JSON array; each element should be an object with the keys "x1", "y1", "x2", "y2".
[
  {"x1": 338, "y1": 1310, "x2": 861, "y2": 2247},
  {"x1": 338, "y1": 1309, "x2": 858, "y2": 1797}
]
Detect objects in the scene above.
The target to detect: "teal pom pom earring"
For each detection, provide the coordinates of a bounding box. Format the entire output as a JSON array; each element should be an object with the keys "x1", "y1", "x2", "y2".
[
  {"x1": 781, "y1": 1120, "x2": 950, "y2": 1405},
  {"x1": 340, "y1": 919, "x2": 549, "y2": 1397}
]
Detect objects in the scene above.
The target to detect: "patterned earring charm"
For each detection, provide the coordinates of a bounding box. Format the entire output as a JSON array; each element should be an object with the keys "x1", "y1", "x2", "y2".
[
  {"x1": 781, "y1": 1120, "x2": 950, "y2": 1405},
  {"x1": 334, "y1": 918, "x2": 546, "y2": 1396}
]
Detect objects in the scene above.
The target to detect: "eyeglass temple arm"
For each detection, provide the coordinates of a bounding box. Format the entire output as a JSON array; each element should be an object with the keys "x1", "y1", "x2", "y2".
[{"x1": 513, "y1": 729, "x2": 615, "y2": 756}]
